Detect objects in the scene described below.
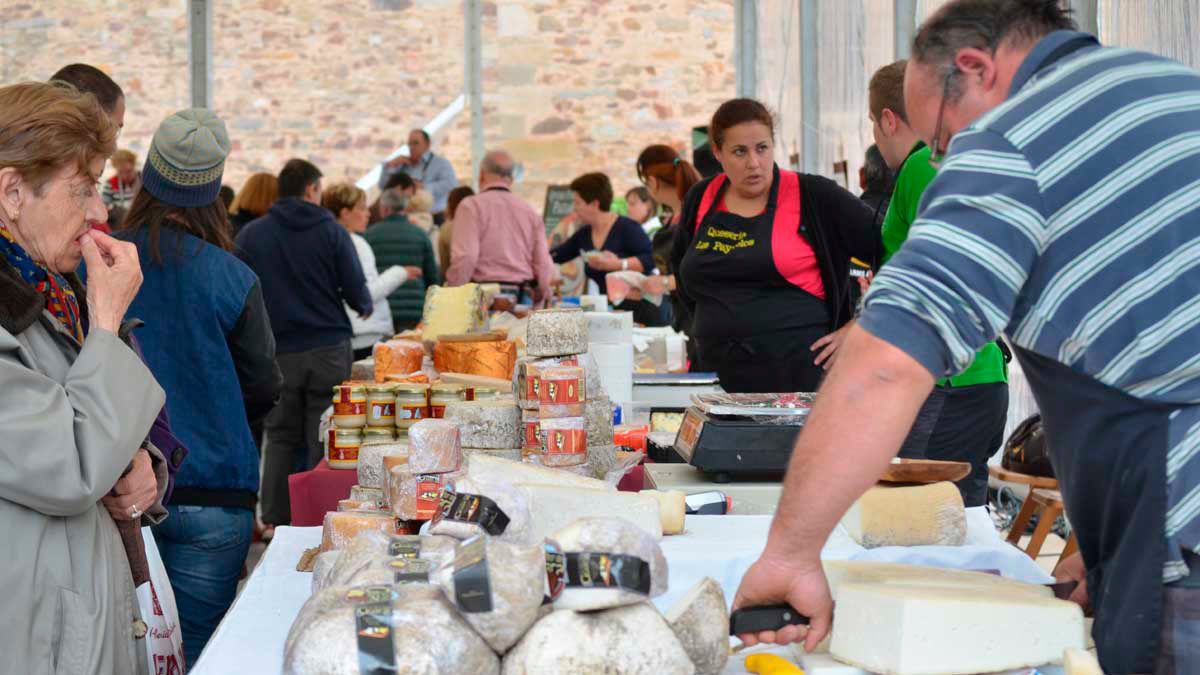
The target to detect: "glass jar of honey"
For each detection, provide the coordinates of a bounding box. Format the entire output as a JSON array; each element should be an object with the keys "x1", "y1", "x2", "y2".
[
  {"x1": 331, "y1": 383, "x2": 367, "y2": 428},
  {"x1": 366, "y1": 384, "x2": 397, "y2": 428},
  {"x1": 394, "y1": 384, "x2": 430, "y2": 431},
  {"x1": 429, "y1": 383, "x2": 467, "y2": 418},
  {"x1": 327, "y1": 427, "x2": 362, "y2": 469}
]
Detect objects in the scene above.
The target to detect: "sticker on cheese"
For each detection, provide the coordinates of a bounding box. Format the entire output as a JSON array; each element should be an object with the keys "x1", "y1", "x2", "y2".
[
  {"x1": 840, "y1": 481, "x2": 966, "y2": 548},
  {"x1": 829, "y1": 581, "x2": 1085, "y2": 675},
  {"x1": 372, "y1": 338, "x2": 425, "y2": 382},
  {"x1": 310, "y1": 550, "x2": 341, "y2": 594},
  {"x1": 465, "y1": 452, "x2": 612, "y2": 491},
  {"x1": 526, "y1": 307, "x2": 588, "y2": 357},
  {"x1": 664, "y1": 576, "x2": 729, "y2": 675},
  {"x1": 407, "y1": 418, "x2": 463, "y2": 473},
  {"x1": 515, "y1": 356, "x2": 577, "y2": 410},
  {"x1": 282, "y1": 584, "x2": 500, "y2": 675},
  {"x1": 387, "y1": 465, "x2": 466, "y2": 521},
  {"x1": 500, "y1": 604, "x2": 693, "y2": 675},
  {"x1": 319, "y1": 510, "x2": 401, "y2": 552},
  {"x1": 434, "y1": 536, "x2": 547, "y2": 654},
  {"x1": 429, "y1": 477, "x2": 534, "y2": 544},
  {"x1": 551, "y1": 517, "x2": 668, "y2": 611},
  {"x1": 445, "y1": 400, "x2": 522, "y2": 449},
  {"x1": 516, "y1": 483, "x2": 663, "y2": 541},
  {"x1": 355, "y1": 441, "x2": 409, "y2": 489},
  {"x1": 420, "y1": 283, "x2": 489, "y2": 343},
  {"x1": 326, "y1": 531, "x2": 458, "y2": 588},
  {"x1": 536, "y1": 365, "x2": 586, "y2": 405}
]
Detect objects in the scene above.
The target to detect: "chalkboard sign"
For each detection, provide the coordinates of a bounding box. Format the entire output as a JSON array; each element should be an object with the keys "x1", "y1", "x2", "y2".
[{"x1": 543, "y1": 185, "x2": 575, "y2": 237}]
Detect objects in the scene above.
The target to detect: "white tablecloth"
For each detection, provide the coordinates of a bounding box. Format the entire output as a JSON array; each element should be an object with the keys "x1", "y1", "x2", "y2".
[{"x1": 192, "y1": 510, "x2": 1049, "y2": 674}]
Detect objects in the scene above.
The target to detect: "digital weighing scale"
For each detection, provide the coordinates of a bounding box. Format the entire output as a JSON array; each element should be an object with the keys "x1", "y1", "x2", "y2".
[{"x1": 672, "y1": 393, "x2": 815, "y2": 483}]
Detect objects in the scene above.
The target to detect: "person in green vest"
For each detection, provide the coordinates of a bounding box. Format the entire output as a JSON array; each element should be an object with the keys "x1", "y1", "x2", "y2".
[{"x1": 812, "y1": 60, "x2": 1008, "y2": 506}]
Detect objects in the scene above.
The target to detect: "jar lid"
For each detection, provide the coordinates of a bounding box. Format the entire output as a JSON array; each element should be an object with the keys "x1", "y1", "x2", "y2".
[
  {"x1": 333, "y1": 383, "x2": 368, "y2": 394},
  {"x1": 366, "y1": 384, "x2": 396, "y2": 393},
  {"x1": 431, "y1": 383, "x2": 466, "y2": 393},
  {"x1": 394, "y1": 383, "x2": 430, "y2": 394}
]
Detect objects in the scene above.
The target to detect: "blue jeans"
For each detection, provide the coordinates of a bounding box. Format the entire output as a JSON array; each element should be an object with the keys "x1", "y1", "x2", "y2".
[{"x1": 153, "y1": 505, "x2": 254, "y2": 671}]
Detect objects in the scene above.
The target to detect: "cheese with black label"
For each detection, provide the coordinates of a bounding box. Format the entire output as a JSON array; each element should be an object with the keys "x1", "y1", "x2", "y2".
[
  {"x1": 552, "y1": 517, "x2": 668, "y2": 611},
  {"x1": 428, "y1": 476, "x2": 534, "y2": 544},
  {"x1": 665, "y1": 576, "x2": 729, "y2": 675},
  {"x1": 434, "y1": 538, "x2": 546, "y2": 654},
  {"x1": 325, "y1": 531, "x2": 458, "y2": 588},
  {"x1": 840, "y1": 482, "x2": 966, "y2": 548},
  {"x1": 445, "y1": 400, "x2": 522, "y2": 449}
]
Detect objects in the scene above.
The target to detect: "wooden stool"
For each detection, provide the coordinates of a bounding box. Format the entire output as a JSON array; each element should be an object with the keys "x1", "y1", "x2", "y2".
[{"x1": 990, "y1": 465, "x2": 1057, "y2": 547}]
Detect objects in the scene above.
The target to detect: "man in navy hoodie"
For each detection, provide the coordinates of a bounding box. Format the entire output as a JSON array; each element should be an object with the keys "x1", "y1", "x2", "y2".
[{"x1": 236, "y1": 159, "x2": 371, "y2": 527}]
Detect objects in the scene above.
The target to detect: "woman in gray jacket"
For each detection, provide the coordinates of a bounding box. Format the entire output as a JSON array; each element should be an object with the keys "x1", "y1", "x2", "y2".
[{"x1": 0, "y1": 81, "x2": 169, "y2": 674}]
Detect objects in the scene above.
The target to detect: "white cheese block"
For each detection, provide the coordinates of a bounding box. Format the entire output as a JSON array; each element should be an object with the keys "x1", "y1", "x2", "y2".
[
  {"x1": 356, "y1": 441, "x2": 409, "y2": 489},
  {"x1": 1064, "y1": 648, "x2": 1104, "y2": 675},
  {"x1": 640, "y1": 489, "x2": 686, "y2": 535},
  {"x1": 283, "y1": 584, "x2": 499, "y2": 675},
  {"x1": 830, "y1": 581, "x2": 1085, "y2": 675},
  {"x1": 840, "y1": 482, "x2": 966, "y2": 548},
  {"x1": 526, "y1": 307, "x2": 589, "y2": 357},
  {"x1": 465, "y1": 453, "x2": 612, "y2": 491},
  {"x1": 517, "y1": 483, "x2": 663, "y2": 541},
  {"x1": 428, "y1": 476, "x2": 535, "y2": 545},
  {"x1": 433, "y1": 538, "x2": 547, "y2": 654},
  {"x1": 664, "y1": 576, "x2": 729, "y2": 675},
  {"x1": 445, "y1": 400, "x2": 522, "y2": 449},
  {"x1": 823, "y1": 560, "x2": 1055, "y2": 600},
  {"x1": 501, "y1": 604, "x2": 693, "y2": 675},
  {"x1": 552, "y1": 517, "x2": 668, "y2": 611}
]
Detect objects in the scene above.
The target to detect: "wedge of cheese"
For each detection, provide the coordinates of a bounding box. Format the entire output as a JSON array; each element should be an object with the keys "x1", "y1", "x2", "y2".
[
  {"x1": 840, "y1": 482, "x2": 966, "y2": 549},
  {"x1": 640, "y1": 489, "x2": 686, "y2": 535},
  {"x1": 831, "y1": 581, "x2": 1085, "y2": 674},
  {"x1": 421, "y1": 284, "x2": 488, "y2": 343},
  {"x1": 1064, "y1": 648, "x2": 1103, "y2": 675},
  {"x1": 665, "y1": 577, "x2": 729, "y2": 675},
  {"x1": 515, "y1": 483, "x2": 662, "y2": 541}
]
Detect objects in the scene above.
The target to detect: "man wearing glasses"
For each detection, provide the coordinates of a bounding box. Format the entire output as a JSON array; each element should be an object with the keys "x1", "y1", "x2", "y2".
[{"x1": 732, "y1": 0, "x2": 1200, "y2": 672}]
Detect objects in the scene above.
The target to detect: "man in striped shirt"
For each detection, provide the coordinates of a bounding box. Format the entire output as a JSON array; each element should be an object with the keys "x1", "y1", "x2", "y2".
[{"x1": 732, "y1": 1, "x2": 1200, "y2": 671}]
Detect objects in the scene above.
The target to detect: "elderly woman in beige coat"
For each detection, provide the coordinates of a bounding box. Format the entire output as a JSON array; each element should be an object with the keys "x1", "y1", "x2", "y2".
[{"x1": 0, "y1": 82, "x2": 168, "y2": 673}]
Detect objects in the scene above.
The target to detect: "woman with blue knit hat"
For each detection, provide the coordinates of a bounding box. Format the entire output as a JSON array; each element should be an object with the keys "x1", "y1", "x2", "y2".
[{"x1": 116, "y1": 108, "x2": 283, "y2": 666}]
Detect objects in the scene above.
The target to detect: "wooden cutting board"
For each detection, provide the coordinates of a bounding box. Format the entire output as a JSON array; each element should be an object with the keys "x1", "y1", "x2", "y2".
[{"x1": 878, "y1": 458, "x2": 971, "y2": 484}]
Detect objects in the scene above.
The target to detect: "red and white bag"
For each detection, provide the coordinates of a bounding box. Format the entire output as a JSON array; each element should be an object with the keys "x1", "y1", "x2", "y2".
[{"x1": 139, "y1": 527, "x2": 186, "y2": 675}]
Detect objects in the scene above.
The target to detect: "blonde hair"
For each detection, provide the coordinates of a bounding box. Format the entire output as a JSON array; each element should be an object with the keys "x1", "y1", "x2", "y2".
[
  {"x1": 321, "y1": 182, "x2": 367, "y2": 218},
  {"x1": 111, "y1": 149, "x2": 137, "y2": 167},
  {"x1": 229, "y1": 172, "x2": 278, "y2": 218},
  {"x1": 0, "y1": 81, "x2": 117, "y2": 193},
  {"x1": 407, "y1": 188, "x2": 433, "y2": 213}
]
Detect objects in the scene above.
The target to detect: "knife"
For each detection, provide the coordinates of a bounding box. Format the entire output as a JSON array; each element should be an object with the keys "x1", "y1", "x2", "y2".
[{"x1": 729, "y1": 581, "x2": 1080, "y2": 636}]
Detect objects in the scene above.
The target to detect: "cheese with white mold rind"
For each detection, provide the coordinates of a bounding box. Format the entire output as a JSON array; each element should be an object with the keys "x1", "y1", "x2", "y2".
[
  {"x1": 840, "y1": 482, "x2": 966, "y2": 549},
  {"x1": 433, "y1": 538, "x2": 546, "y2": 654},
  {"x1": 445, "y1": 400, "x2": 522, "y2": 449},
  {"x1": 356, "y1": 441, "x2": 409, "y2": 489},
  {"x1": 428, "y1": 476, "x2": 535, "y2": 545},
  {"x1": 526, "y1": 307, "x2": 589, "y2": 357},
  {"x1": 517, "y1": 483, "x2": 663, "y2": 541},
  {"x1": 664, "y1": 576, "x2": 729, "y2": 675},
  {"x1": 407, "y1": 418, "x2": 463, "y2": 473},
  {"x1": 502, "y1": 604, "x2": 692, "y2": 675},
  {"x1": 830, "y1": 580, "x2": 1085, "y2": 675},
  {"x1": 585, "y1": 395, "x2": 614, "y2": 445},
  {"x1": 552, "y1": 517, "x2": 667, "y2": 611},
  {"x1": 326, "y1": 531, "x2": 458, "y2": 588},
  {"x1": 465, "y1": 452, "x2": 612, "y2": 491}
]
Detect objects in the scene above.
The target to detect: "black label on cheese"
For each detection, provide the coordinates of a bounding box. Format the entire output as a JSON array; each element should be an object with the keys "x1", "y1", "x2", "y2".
[
  {"x1": 388, "y1": 558, "x2": 431, "y2": 585},
  {"x1": 433, "y1": 486, "x2": 511, "y2": 535},
  {"x1": 542, "y1": 539, "x2": 566, "y2": 605},
  {"x1": 563, "y1": 552, "x2": 652, "y2": 595},
  {"x1": 388, "y1": 537, "x2": 423, "y2": 559},
  {"x1": 452, "y1": 535, "x2": 494, "y2": 614},
  {"x1": 348, "y1": 586, "x2": 397, "y2": 674}
]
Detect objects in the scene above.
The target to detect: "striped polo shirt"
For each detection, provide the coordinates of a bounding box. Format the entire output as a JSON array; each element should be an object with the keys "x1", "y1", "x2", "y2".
[{"x1": 859, "y1": 31, "x2": 1200, "y2": 582}]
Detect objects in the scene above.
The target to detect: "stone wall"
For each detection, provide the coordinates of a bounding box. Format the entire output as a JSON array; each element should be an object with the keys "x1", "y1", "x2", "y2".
[{"x1": 0, "y1": 0, "x2": 735, "y2": 210}]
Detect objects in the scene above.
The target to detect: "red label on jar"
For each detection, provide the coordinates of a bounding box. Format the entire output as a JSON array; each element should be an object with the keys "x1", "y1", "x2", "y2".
[
  {"x1": 544, "y1": 428, "x2": 586, "y2": 456},
  {"x1": 334, "y1": 401, "x2": 367, "y2": 416},
  {"x1": 429, "y1": 405, "x2": 447, "y2": 419},
  {"x1": 415, "y1": 474, "x2": 445, "y2": 519},
  {"x1": 330, "y1": 440, "x2": 360, "y2": 463},
  {"x1": 397, "y1": 404, "x2": 427, "y2": 421}
]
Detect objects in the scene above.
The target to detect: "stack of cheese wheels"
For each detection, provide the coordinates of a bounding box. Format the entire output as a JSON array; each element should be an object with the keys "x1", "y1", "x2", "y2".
[{"x1": 514, "y1": 308, "x2": 592, "y2": 472}]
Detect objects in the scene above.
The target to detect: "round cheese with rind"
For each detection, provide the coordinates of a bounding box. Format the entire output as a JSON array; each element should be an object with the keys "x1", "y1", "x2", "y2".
[
  {"x1": 356, "y1": 441, "x2": 409, "y2": 489},
  {"x1": 319, "y1": 510, "x2": 399, "y2": 552},
  {"x1": 407, "y1": 419, "x2": 463, "y2": 473},
  {"x1": 445, "y1": 401, "x2": 522, "y2": 449},
  {"x1": 551, "y1": 517, "x2": 668, "y2": 611},
  {"x1": 433, "y1": 538, "x2": 546, "y2": 654},
  {"x1": 840, "y1": 482, "x2": 966, "y2": 549},
  {"x1": 664, "y1": 576, "x2": 729, "y2": 675},
  {"x1": 326, "y1": 531, "x2": 459, "y2": 588},
  {"x1": 428, "y1": 476, "x2": 535, "y2": 545}
]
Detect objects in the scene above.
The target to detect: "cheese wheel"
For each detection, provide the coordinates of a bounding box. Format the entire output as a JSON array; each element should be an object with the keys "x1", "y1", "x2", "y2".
[
  {"x1": 518, "y1": 484, "x2": 662, "y2": 541},
  {"x1": 407, "y1": 419, "x2": 463, "y2": 473},
  {"x1": 319, "y1": 510, "x2": 400, "y2": 552},
  {"x1": 840, "y1": 481, "x2": 966, "y2": 548},
  {"x1": 551, "y1": 517, "x2": 668, "y2": 611},
  {"x1": 373, "y1": 339, "x2": 425, "y2": 382},
  {"x1": 445, "y1": 400, "x2": 522, "y2": 449},
  {"x1": 830, "y1": 581, "x2": 1085, "y2": 675},
  {"x1": 526, "y1": 307, "x2": 588, "y2": 357},
  {"x1": 640, "y1": 489, "x2": 686, "y2": 535},
  {"x1": 665, "y1": 577, "x2": 729, "y2": 675},
  {"x1": 502, "y1": 605, "x2": 693, "y2": 675},
  {"x1": 350, "y1": 357, "x2": 375, "y2": 382},
  {"x1": 434, "y1": 338, "x2": 517, "y2": 380},
  {"x1": 388, "y1": 465, "x2": 466, "y2": 520},
  {"x1": 421, "y1": 283, "x2": 489, "y2": 342},
  {"x1": 434, "y1": 538, "x2": 547, "y2": 654},
  {"x1": 537, "y1": 416, "x2": 587, "y2": 467},
  {"x1": 326, "y1": 531, "x2": 458, "y2": 588},
  {"x1": 337, "y1": 498, "x2": 384, "y2": 512},
  {"x1": 428, "y1": 476, "x2": 534, "y2": 544},
  {"x1": 465, "y1": 453, "x2": 611, "y2": 491},
  {"x1": 356, "y1": 441, "x2": 409, "y2": 489}
]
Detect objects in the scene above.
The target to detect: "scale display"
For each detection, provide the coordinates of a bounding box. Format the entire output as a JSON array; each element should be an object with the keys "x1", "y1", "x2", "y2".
[{"x1": 672, "y1": 393, "x2": 814, "y2": 482}]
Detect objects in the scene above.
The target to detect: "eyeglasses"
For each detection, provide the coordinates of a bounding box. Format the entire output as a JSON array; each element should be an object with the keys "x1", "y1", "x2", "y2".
[{"x1": 929, "y1": 72, "x2": 954, "y2": 166}]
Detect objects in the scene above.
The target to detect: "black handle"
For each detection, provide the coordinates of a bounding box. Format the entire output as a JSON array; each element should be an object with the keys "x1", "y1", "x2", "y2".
[{"x1": 729, "y1": 604, "x2": 810, "y2": 635}]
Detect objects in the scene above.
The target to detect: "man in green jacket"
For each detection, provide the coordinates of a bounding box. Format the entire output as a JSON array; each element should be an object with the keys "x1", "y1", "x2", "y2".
[
  {"x1": 365, "y1": 182, "x2": 440, "y2": 333},
  {"x1": 814, "y1": 60, "x2": 1008, "y2": 506}
]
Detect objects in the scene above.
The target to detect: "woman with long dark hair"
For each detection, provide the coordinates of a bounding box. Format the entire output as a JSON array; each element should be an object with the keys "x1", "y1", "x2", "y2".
[
  {"x1": 636, "y1": 144, "x2": 702, "y2": 343},
  {"x1": 116, "y1": 109, "x2": 281, "y2": 665}
]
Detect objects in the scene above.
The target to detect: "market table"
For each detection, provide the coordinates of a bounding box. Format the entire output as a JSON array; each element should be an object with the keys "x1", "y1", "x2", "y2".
[{"x1": 192, "y1": 511, "x2": 1049, "y2": 674}]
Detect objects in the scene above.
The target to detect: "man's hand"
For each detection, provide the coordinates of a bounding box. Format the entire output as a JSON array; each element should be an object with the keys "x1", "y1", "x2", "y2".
[
  {"x1": 101, "y1": 449, "x2": 158, "y2": 521},
  {"x1": 732, "y1": 554, "x2": 833, "y2": 653},
  {"x1": 811, "y1": 322, "x2": 854, "y2": 370},
  {"x1": 1053, "y1": 552, "x2": 1090, "y2": 613}
]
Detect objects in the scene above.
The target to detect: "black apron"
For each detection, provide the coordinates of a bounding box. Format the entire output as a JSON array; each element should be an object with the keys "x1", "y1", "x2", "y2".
[
  {"x1": 1017, "y1": 348, "x2": 1168, "y2": 673},
  {"x1": 680, "y1": 171, "x2": 829, "y2": 393}
]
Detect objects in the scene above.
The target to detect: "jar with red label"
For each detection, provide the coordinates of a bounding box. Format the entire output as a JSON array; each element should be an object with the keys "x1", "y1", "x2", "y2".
[
  {"x1": 395, "y1": 384, "x2": 430, "y2": 431},
  {"x1": 331, "y1": 384, "x2": 368, "y2": 428},
  {"x1": 429, "y1": 384, "x2": 467, "y2": 419},
  {"x1": 328, "y1": 428, "x2": 362, "y2": 469},
  {"x1": 366, "y1": 384, "x2": 397, "y2": 428}
]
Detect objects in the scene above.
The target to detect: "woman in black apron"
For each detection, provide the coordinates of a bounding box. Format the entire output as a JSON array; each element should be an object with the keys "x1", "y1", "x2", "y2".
[{"x1": 672, "y1": 99, "x2": 881, "y2": 393}]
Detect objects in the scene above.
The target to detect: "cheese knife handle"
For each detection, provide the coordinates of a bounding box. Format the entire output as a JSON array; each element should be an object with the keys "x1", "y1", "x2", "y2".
[{"x1": 729, "y1": 604, "x2": 811, "y2": 635}]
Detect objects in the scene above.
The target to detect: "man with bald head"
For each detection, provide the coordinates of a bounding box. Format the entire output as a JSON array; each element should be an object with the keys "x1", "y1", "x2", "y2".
[
  {"x1": 445, "y1": 150, "x2": 554, "y2": 305},
  {"x1": 731, "y1": 0, "x2": 1200, "y2": 671}
]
